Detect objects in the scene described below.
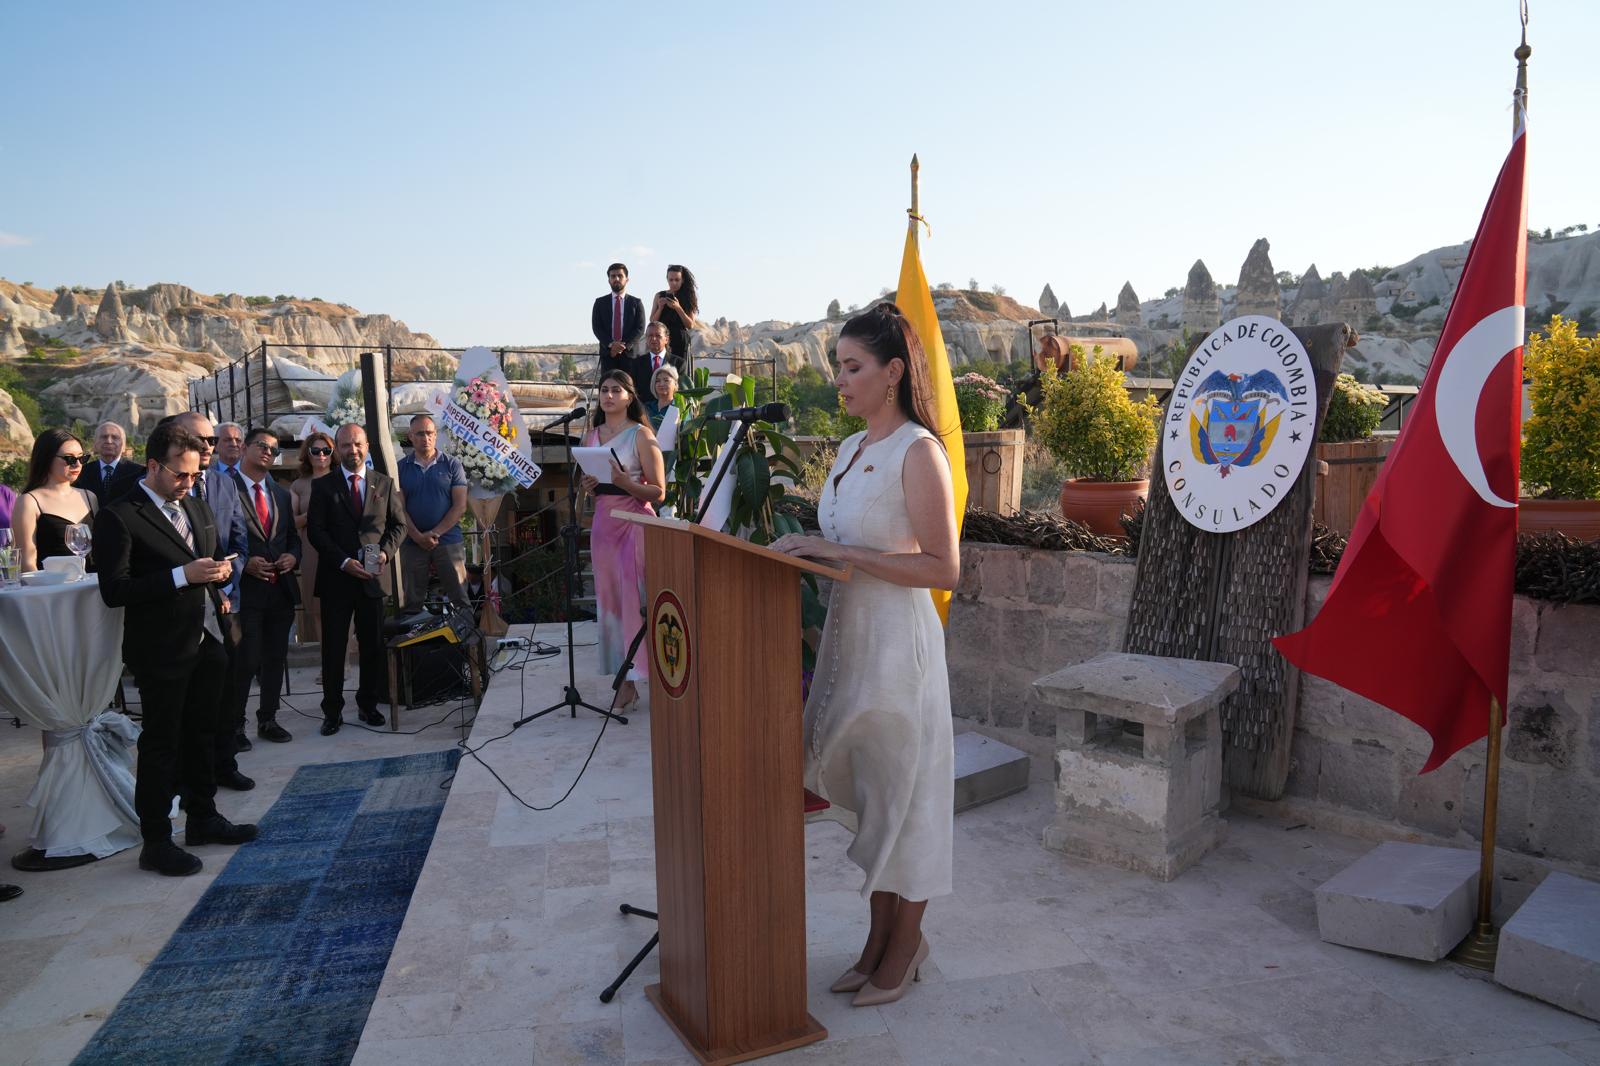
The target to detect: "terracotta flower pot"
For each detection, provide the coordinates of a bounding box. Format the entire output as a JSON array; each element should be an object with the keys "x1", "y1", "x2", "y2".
[
  {"x1": 1059, "y1": 478, "x2": 1149, "y2": 538},
  {"x1": 1517, "y1": 497, "x2": 1600, "y2": 541}
]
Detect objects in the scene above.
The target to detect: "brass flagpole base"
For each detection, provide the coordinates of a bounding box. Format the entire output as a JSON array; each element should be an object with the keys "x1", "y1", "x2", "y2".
[{"x1": 1449, "y1": 921, "x2": 1499, "y2": 971}]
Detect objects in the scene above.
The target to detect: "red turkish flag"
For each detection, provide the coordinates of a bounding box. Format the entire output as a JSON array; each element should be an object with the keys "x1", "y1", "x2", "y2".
[{"x1": 1273, "y1": 115, "x2": 1527, "y2": 773}]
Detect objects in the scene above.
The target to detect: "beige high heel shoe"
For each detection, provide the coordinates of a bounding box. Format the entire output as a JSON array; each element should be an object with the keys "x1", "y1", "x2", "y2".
[
  {"x1": 850, "y1": 936, "x2": 929, "y2": 1007},
  {"x1": 829, "y1": 966, "x2": 872, "y2": 994}
]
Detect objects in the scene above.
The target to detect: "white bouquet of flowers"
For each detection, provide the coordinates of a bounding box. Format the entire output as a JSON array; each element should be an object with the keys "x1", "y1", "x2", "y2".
[
  {"x1": 326, "y1": 374, "x2": 365, "y2": 429},
  {"x1": 442, "y1": 375, "x2": 521, "y2": 495}
]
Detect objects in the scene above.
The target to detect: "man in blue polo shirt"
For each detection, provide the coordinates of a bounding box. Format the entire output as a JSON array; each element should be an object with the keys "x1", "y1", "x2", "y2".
[{"x1": 397, "y1": 413, "x2": 470, "y2": 609}]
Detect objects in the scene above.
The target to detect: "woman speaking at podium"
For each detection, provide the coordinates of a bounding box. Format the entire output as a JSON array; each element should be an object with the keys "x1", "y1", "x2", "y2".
[
  {"x1": 772, "y1": 304, "x2": 958, "y2": 1008},
  {"x1": 580, "y1": 370, "x2": 665, "y2": 710}
]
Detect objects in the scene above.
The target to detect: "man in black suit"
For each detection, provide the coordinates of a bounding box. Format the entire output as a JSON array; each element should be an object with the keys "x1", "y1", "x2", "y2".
[
  {"x1": 93, "y1": 422, "x2": 258, "y2": 877},
  {"x1": 233, "y1": 427, "x2": 301, "y2": 744},
  {"x1": 306, "y1": 422, "x2": 405, "y2": 735},
  {"x1": 591, "y1": 262, "x2": 646, "y2": 379},
  {"x1": 77, "y1": 420, "x2": 142, "y2": 506}
]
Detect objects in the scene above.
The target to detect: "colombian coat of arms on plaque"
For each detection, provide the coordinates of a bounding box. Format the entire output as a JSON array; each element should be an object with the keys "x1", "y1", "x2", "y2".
[{"x1": 1162, "y1": 315, "x2": 1318, "y2": 533}]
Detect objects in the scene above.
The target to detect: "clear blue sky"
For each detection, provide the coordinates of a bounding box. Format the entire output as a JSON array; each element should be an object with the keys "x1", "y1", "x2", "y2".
[{"x1": 3, "y1": 1, "x2": 1595, "y2": 346}]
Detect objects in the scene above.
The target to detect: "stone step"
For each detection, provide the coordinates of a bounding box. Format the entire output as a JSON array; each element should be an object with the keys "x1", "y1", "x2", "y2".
[
  {"x1": 1496, "y1": 872, "x2": 1600, "y2": 1021},
  {"x1": 953, "y1": 732, "x2": 1030, "y2": 813}
]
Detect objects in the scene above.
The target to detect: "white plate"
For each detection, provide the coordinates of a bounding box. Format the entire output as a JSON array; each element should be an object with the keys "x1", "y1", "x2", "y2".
[{"x1": 20, "y1": 570, "x2": 71, "y2": 587}]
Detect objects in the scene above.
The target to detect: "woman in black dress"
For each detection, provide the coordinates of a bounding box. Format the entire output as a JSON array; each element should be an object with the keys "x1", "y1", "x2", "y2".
[
  {"x1": 650, "y1": 264, "x2": 699, "y2": 370},
  {"x1": 13, "y1": 428, "x2": 98, "y2": 573}
]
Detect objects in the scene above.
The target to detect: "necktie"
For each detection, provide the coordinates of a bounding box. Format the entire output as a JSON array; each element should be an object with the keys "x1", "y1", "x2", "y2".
[
  {"x1": 254, "y1": 482, "x2": 271, "y2": 530},
  {"x1": 194, "y1": 472, "x2": 207, "y2": 501},
  {"x1": 612, "y1": 294, "x2": 623, "y2": 344},
  {"x1": 164, "y1": 501, "x2": 222, "y2": 643},
  {"x1": 350, "y1": 473, "x2": 363, "y2": 516},
  {"x1": 103, "y1": 463, "x2": 114, "y2": 482},
  {"x1": 652, "y1": 353, "x2": 662, "y2": 372}
]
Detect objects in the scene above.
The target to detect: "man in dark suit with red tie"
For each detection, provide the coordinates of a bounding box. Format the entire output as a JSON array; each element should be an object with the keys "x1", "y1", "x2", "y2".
[
  {"x1": 92, "y1": 422, "x2": 258, "y2": 877},
  {"x1": 592, "y1": 262, "x2": 646, "y2": 379},
  {"x1": 234, "y1": 427, "x2": 301, "y2": 744},
  {"x1": 306, "y1": 423, "x2": 405, "y2": 735}
]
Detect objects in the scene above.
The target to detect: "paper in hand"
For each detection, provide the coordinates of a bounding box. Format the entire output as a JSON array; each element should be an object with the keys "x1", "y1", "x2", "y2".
[{"x1": 572, "y1": 446, "x2": 615, "y2": 484}]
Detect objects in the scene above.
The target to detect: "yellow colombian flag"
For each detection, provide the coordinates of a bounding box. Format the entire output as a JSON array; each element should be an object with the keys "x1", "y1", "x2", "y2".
[{"x1": 896, "y1": 221, "x2": 966, "y2": 624}]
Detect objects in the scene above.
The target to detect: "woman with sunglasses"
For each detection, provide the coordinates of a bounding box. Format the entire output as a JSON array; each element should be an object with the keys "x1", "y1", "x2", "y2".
[
  {"x1": 13, "y1": 428, "x2": 98, "y2": 573},
  {"x1": 290, "y1": 431, "x2": 338, "y2": 643}
]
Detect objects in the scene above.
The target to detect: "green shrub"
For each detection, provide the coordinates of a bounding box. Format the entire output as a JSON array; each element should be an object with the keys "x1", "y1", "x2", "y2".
[
  {"x1": 1319, "y1": 373, "x2": 1389, "y2": 442},
  {"x1": 953, "y1": 372, "x2": 1007, "y2": 433},
  {"x1": 1522, "y1": 315, "x2": 1600, "y2": 499},
  {"x1": 1033, "y1": 348, "x2": 1160, "y2": 482}
]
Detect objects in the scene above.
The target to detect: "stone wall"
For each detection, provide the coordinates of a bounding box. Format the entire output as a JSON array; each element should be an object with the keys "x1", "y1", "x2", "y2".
[{"x1": 950, "y1": 542, "x2": 1600, "y2": 873}]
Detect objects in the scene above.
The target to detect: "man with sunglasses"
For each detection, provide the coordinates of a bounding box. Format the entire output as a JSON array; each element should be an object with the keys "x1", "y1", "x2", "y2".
[
  {"x1": 233, "y1": 427, "x2": 300, "y2": 744},
  {"x1": 164, "y1": 412, "x2": 253, "y2": 788},
  {"x1": 93, "y1": 422, "x2": 257, "y2": 877}
]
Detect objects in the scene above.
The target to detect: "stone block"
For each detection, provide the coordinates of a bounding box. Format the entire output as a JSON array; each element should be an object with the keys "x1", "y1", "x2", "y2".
[
  {"x1": 956, "y1": 551, "x2": 983, "y2": 599},
  {"x1": 1526, "y1": 774, "x2": 1600, "y2": 869},
  {"x1": 1094, "y1": 556, "x2": 1137, "y2": 617},
  {"x1": 1316, "y1": 737, "x2": 1400, "y2": 820},
  {"x1": 1535, "y1": 603, "x2": 1600, "y2": 680},
  {"x1": 1509, "y1": 595, "x2": 1540, "y2": 665},
  {"x1": 999, "y1": 605, "x2": 1059, "y2": 675},
  {"x1": 946, "y1": 598, "x2": 998, "y2": 663},
  {"x1": 947, "y1": 661, "x2": 992, "y2": 723},
  {"x1": 1060, "y1": 553, "x2": 1101, "y2": 609},
  {"x1": 1044, "y1": 609, "x2": 1121, "y2": 673},
  {"x1": 1313, "y1": 842, "x2": 1487, "y2": 961},
  {"x1": 1396, "y1": 757, "x2": 1467, "y2": 838},
  {"x1": 1282, "y1": 729, "x2": 1324, "y2": 801},
  {"x1": 953, "y1": 732, "x2": 1030, "y2": 813},
  {"x1": 977, "y1": 544, "x2": 1028, "y2": 603},
  {"x1": 1463, "y1": 759, "x2": 1534, "y2": 853},
  {"x1": 1495, "y1": 872, "x2": 1600, "y2": 1022},
  {"x1": 1505, "y1": 688, "x2": 1580, "y2": 770},
  {"x1": 993, "y1": 663, "x2": 1055, "y2": 732},
  {"x1": 1026, "y1": 551, "x2": 1066, "y2": 606}
]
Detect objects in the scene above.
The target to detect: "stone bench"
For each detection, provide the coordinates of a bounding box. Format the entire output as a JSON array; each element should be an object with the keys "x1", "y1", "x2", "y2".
[
  {"x1": 1314, "y1": 841, "x2": 1491, "y2": 961},
  {"x1": 1496, "y1": 872, "x2": 1600, "y2": 1021},
  {"x1": 1033, "y1": 652, "x2": 1240, "y2": 881}
]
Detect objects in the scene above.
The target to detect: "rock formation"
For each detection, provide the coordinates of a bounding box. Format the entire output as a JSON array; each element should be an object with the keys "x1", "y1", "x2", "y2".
[
  {"x1": 1287, "y1": 264, "x2": 1326, "y2": 326},
  {"x1": 94, "y1": 283, "x2": 129, "y2": 342},
  {"x1": 1093, "y1": 302, "x2": 1109, "y2": 321},
  {"x1": 1337, "y1": 271, "x2": 1377, "y2": 324},
  {"x1": 1, "y1": 318, "x2": 25, "y2": 358},
  {"x1": 41, "y1": 359, "x2": 198, "y2": 435},
  {"x1": 1038, "y1": 284, "x2": 1059, "y2": 317},
  {"x1": 0, "y1": 387, "x2": 32, "y2": 450},
  {"x1": 826, "y1": 299, "x2": 841, "y2": 320},
  {"x1": 1182, "y1": 259, "x2": 1219, "y2": 334},
  {"x1": 1115, "y1": 282, "x2": 1141, "y2": 329},
  {"x1": 1234, "y1": 238, "x2": 1281, "y2": 320},
  {"x1": 51, "y1": 288, "x2": 77, "y2": 319}
]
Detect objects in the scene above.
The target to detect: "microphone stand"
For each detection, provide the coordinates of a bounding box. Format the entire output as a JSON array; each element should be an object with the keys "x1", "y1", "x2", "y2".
[{"x1": 514, "y1": 408, "x2": 627, "y2": 728}]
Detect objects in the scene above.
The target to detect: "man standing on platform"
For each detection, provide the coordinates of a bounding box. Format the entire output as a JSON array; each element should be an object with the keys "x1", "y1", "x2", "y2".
[
  {"x1": 214, "y1": 422, "x2": 246, "y2": 486},
  {"x1": 397, "y1": 414, "x2": 469, "y2": 609},
  {"x1": 78, "y1": 421, "x2": 142, "y2": 506},
  {"x1": 93, "y1": 422, "x2": 257, "y2": 877},
  {"x1": 165, "y1": 411, "x2": 253, "y2": 783},
  {"x1": 235, "y1": 427, "x2": 300, "y2": 744},
  {"x1": 307, "y1": 423, "x2": 405, "y2": 735},
  {"x1": 592, "y1": 263, "x2": 645, "y2": 379}
]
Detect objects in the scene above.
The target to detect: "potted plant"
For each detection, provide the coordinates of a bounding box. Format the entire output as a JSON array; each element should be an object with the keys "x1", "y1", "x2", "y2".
[
  {"x1": 1519, "y1": 315, "x2": 1600, "y2": 539},
  {"x1": 954, "y1": 371, "x2": 1026, "y2": 513},
  {"x1": 1033, "y1": 346, "x2": 1160, "y2": 536},
  {"x1": 1314, "y1": 373, "x2": 1392, "y2": 535}
]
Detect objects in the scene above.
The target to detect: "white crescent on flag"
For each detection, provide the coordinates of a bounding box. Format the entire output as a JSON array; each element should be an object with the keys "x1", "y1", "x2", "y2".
[{"x1": 1431, "y1": 304, "x2": 1523, "y2": 509}]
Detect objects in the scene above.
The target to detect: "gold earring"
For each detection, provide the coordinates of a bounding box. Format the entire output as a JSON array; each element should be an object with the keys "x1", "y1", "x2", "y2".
[{"x1": 886, "y1": 382, "x2": 897, "y2": 406}]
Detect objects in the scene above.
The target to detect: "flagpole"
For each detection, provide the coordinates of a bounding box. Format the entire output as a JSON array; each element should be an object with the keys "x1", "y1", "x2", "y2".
[
  {"x1": 909, "y1": 154, "x2": 921, "y2": 246},
  {"x1": 1450, "y1": 9, "x2": 1528, "y2": 972}
]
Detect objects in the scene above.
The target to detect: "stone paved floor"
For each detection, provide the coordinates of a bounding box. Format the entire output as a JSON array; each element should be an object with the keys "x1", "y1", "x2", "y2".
[{"x1": 3, "y1": 624, "x2": 1598, "y2": 1065}]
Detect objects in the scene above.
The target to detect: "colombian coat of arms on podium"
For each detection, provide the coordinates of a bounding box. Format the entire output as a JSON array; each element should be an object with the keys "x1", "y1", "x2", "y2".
[{"x1": 1163, "y1": 316, "x2": 1318, "y2": 533}]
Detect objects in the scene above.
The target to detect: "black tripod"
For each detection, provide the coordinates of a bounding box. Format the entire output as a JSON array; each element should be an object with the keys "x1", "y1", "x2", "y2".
[
  {"x1": 515, "y1": 407, "x2": 628, "y2": 728},
  {"x1": 598, "y1": 413, "x2": 764, "y2": 1002}
]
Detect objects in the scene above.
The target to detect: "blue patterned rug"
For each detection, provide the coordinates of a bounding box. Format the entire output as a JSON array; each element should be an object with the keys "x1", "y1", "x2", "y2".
[{"x1": 73, "y1": 749, "x2": 460, "y2": 1066}]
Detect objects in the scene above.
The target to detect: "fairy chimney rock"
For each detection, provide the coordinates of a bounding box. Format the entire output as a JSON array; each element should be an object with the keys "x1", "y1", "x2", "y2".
[
  {"x1": 1182, "y1": 259, "x2": 1219, "y2": 333},
  {"x1": 1115, "y1": 282, "x2": 1141, "y2": 328},
  {"x1": 1039, "y1": 284, "x2": 1059, "y2": 317},
  {"x1": 1, "y1": 318, "x2": 26, "y2": 358},
  {"x1": 51, "y1": 288, "x2": 77, "y2": 319},
  {"x1": 1337, "y1": 271, "x2": 1377, "y2": 324},
  {"x1": 94, "y1": 282, "x2": 130, "y2": 342},
  {"x1": 1234, "y1": 238, "x2": 1281, "y2": 320},
  {"x1": 1288, "y1": 264, "x2": 1326, "y2": 326}
]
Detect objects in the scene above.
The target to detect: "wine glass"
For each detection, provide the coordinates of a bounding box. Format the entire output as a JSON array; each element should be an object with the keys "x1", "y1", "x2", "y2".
[{"x1": 66, "y1": 523, "x2": 92, "y2": 560}]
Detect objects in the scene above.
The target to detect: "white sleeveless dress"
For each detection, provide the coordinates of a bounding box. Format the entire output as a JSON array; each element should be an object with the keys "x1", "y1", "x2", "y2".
[{"x1": 804, "y1": 421, "x2": 954, "y2": 902}]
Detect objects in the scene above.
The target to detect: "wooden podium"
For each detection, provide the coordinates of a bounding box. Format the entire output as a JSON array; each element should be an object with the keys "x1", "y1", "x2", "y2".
[{"x1": 616, "y1": 512, "x2": 848, "y2": 1065}]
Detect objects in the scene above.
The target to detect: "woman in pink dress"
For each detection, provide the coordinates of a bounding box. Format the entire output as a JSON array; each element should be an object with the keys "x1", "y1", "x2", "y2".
[{"x1": 580, "y1": 370, "x2": 666, "y2": 709}]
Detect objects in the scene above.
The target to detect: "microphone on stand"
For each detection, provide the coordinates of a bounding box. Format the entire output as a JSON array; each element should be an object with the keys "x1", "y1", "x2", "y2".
[
  {"x1": 712, "y1": 402, "x2": 791, "y2": 424},
  {"x1": 543, "y1": 405, "x2": 588, "y2": 429}
]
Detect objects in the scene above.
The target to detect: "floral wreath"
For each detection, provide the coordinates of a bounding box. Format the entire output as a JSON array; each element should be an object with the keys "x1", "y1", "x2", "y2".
[{"x1": 444, "y1": 375, "x2": 521, "y2": 495}]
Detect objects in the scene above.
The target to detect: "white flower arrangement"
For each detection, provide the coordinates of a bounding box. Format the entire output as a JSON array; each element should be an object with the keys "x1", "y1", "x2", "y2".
[
  {"x1": 441, "y1": 375, "x2": 521, "y2": 495},
  {"x1": 326, "y1": 385, "x2": 365, "y2": 429}
]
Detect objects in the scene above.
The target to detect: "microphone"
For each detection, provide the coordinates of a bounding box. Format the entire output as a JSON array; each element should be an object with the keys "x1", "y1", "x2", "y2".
[
  {"x1": 543, "y1": 405, "x2": 587, "y2": 428},
  {"x1": 713, "y1": 402, "x2": 791, "y2": 423}
]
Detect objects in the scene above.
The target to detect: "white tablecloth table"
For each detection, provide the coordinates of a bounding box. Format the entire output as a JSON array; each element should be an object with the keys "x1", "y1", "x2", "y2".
[{"x1": 0, "y1": 575, "x2": 140, "y2": 861}]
